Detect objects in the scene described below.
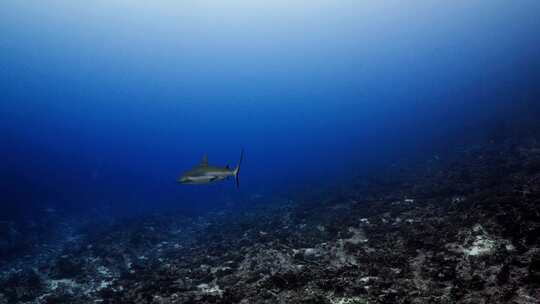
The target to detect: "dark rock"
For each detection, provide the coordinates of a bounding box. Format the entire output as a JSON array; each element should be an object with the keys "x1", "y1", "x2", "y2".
[
  {"x1": 50, "y1": 255, "x2": 83, "y2": 279},
  {"x1": 497, "y1": 263, "x2": 510, "y2": 285},
  {"x1": 1, "y1": 269, "x2": 44, "y2": 302},
  {"x1": 527, "y1": 253, "x2": 540, "y2": 284}
]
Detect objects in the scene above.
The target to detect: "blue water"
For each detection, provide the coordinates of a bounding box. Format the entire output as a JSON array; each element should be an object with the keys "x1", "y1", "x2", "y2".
[{"x1": 1, "y1": 1, "x2": 540, "y2": 220}]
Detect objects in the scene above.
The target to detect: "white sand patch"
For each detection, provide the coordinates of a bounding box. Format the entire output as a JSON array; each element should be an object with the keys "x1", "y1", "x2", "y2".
[
  {"x1": 359, "y1": 276, "x2": 378, "y2": 283},
  {"x1": 97, "y1": 265, "x2": 111, "y2": 277},
  {"x1": 347, "y1": 227, "x2": 368, "y2": 244},
  {"x1": 47, "y1": 278, "x2": 79, "y2": 291},
  {"x1": 506, "y1": 244, "x2": 516, "y2": 251},
  {"x1": 462, "y1": 225, "x2": 496, "y2": 256},
  {"x1": 329, "y1": 296, "x2": 368, "y2": 304},
  {"x1": 197, "y1": 283, "x2": 223, "y2": 297},
  {"x1": 98, "y1": 280, "x2": 112, "y2": 290},
  {"x1": 447, "y1": 224, "x2": 505, "y2": 257},
  {"x1": 462, "y1": 234, "x2": 496, "y2": 256}
]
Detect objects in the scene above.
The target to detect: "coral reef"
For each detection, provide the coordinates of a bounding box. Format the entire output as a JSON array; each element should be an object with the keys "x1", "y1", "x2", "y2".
[{"x1": 2, "y1": 138, "x2": 540, "y2": 303}]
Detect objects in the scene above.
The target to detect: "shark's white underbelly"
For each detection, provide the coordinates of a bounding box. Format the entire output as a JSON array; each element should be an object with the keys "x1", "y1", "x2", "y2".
[{"x1": 187, "y1": 174, "x2": 227, "y2": 184}]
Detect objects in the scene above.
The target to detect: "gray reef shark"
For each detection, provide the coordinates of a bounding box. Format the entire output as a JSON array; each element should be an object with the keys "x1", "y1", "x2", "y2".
[{"x1": 178, "y1": 149, "x2": 244, "y2": 188}]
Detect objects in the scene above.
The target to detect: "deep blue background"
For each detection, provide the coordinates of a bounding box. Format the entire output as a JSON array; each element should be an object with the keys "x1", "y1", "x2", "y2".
[{"x1": 1, "y1": 1, "x2": 540, "y2": 220}]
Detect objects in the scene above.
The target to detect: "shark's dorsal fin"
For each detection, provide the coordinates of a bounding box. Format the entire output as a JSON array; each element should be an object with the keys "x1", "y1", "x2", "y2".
[{"x1": 200, "y1": 154, "x2": 208, "y2": 166}]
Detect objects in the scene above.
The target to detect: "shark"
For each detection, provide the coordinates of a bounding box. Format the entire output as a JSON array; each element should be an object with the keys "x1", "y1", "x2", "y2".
[{"x1": 178, "y1": 149, "x2": 244, "y2": 188}]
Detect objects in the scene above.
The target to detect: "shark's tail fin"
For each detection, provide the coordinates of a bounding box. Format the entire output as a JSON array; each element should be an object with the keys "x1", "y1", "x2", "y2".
[{"x1": 233, "y1": 148, "x2": 244, "y2": 189}]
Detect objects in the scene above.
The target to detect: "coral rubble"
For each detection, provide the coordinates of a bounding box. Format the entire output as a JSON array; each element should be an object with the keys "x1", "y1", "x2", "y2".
[{"x1": 2, "y1": 138, "x2": 540, "y2": 303}]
